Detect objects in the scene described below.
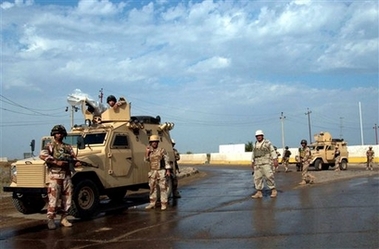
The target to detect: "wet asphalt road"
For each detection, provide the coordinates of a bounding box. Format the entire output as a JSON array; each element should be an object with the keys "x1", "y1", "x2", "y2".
[{"x1": 1, "y1": 165, "x2": 378, "y2": 249}]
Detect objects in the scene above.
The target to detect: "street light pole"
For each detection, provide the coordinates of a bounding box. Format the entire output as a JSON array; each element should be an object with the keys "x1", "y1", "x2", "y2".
[
  {"x1": 374, "y1": 124, "x2": 379, "y2": 145},
  {"x1": 305, "y1": 108, "x2": 312, "y2": 143},
  {"x1": 280, "y1": 112, "x2": 286, "y2": 151}
]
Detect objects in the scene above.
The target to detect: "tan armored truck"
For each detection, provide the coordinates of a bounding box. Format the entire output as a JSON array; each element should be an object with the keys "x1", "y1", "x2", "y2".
[
  {"x1": 308, "y1": 131, "x2": 349, "y2": 171},
  {"x1": 3, "y1": 97, "x2": 176, "y2": 219}
]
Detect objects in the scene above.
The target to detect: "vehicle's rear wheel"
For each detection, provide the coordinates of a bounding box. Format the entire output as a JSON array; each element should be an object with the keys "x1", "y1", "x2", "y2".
[
  {"x1": 12, "y1": 193, "x2": 46, "y2": 214},
  {"x1": 340, "y1": 159, "x2": 348, "y2": 170},
  {"x1": 314, "y1": 159, "x2": 323, "y2": 171},
  {"x1": 70, "y1": 179, "x2": 100, "y2": 219}
]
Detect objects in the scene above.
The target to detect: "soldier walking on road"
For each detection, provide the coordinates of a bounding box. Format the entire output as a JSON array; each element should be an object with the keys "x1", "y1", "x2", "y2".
[
  {"x1": 334, "y1": 145, "x2": 341, "y2": 171},
  {"x1": 366, "y1": 146, "x2": 375, "y2": 170},
  {"x1": 171, "y1": 139, "x2": 181, "y2": 198},
  {"x1": 251, "y1": 130, "x2": 278, "y2": 198},
  {"x1": 144, "y1": 135, "x2": 171, "y2": 210},
  {"x1": 282, "y1": 146, "x2": 291, "y2": 173},
  {"x1": 298, "y1": 139, "x2": 315, "y2": 185},
  {"x1": 39, "y1": 125, "x2": 79, "y2": 230}
]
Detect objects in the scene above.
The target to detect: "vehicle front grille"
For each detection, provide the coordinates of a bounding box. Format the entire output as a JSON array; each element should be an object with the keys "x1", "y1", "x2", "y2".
[{"x1": 16, "y1": 164, "x2": 47, "y2": 187}]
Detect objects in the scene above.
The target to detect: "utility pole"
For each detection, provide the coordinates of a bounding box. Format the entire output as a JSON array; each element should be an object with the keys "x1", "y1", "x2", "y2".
[
  {"x1": 98, "y1": 88, "x2": 104, "y2": 103},
  {"x1": 339, "y1": 117, "x2": 344, "y2": 139},
  {"x1": 280, "y1": 112, "x2": 286, "y2": 152},
  {"x1": 374, "y1": 124, "x2": 379, "y2": 145},
  {"x1": 66, "y1": 106, "x2": 79, "y2": 128},
  {"x1": 305, "y1": 108, "x2": 312, "y2": 143}
]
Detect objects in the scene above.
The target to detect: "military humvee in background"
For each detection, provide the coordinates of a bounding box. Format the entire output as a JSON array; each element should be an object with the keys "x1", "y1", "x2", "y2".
[
  {"x1": 3, "y1": 97, "x2": 176, "y2": 219},
  {"x1": 308, "y1": 131, "x2": 349, "y2": 171}
]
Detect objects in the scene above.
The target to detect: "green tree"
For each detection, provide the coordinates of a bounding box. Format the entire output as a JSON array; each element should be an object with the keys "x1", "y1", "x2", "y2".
[{"x1": 245, "y1": 141, "x2": 253, "y2": 152}]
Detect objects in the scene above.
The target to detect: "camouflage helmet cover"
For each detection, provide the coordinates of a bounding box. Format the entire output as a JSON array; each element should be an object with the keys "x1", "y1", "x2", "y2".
[
  {"x1": 149, "y1": 135, "x2": 160, "y2": 142},
  {"x1": 51, "y1": 125, "x2": 67, "y2": 136},
  {"x1": 301, "y1": 139, "x2": 307, "y2": 145}
]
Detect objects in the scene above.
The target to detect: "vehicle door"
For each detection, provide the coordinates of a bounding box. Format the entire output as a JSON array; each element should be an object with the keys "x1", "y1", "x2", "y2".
[
  {"x1": 109, "y1": 133, "x2": 132, "y2": 177},
  {"x1": 326, "y1": 145, "x2": 335, "y2": 161}
]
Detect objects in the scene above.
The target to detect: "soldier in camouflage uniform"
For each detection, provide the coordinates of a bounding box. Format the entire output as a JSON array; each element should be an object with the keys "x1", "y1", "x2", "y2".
[
  {"x1": 144, "y1": 135, "x2": 171, "y2": 210},
  {"x1": 298, "y1": 139, "x2": 314, "y2": 185},
  {"x1": 171, "y1": 139, "x2": 181, "y2": 198},
  {"x1": 282, "y1": 146, "x2": 291, "y2": 173},
  {"x1": 334, "y1": 145, "x2": 341, "y2": 171},
  {"x1": 366, "y1": 146, "x2": 375, "y2": 170},
  {"x1": 251, "y1": 130, "x2": 278, "y2": 198},
  {"x1": 272, "y1": 146, "x2": 281, "y2": 173},
  {"x1": 39, "y1": 125, "x2": 79, "y2": 230},
  {"x1": 106, "y1": 95, "x2": 126, "y2": 110}
]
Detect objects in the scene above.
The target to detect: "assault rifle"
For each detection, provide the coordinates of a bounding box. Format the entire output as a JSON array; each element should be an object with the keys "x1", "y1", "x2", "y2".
[{"x1": 54, "y1": 156, "x2": 98, "y2": 174}]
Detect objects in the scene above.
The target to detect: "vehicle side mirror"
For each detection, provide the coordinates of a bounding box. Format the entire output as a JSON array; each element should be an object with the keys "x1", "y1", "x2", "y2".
[
  {"x1": 77, "y1": 136, "x2": 85, "y2": 150},
  {"x1": 30, "y1": 139, "x2": 35, "y2": 153}
]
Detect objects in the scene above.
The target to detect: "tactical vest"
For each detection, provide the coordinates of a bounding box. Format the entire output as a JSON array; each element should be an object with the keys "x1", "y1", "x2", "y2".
[
  {"x1": 253, "y1": 140, "x2": 272, "y2": 164},
  {"x1": 148, "y1": 148, "x2": 166, "y2": 170}
]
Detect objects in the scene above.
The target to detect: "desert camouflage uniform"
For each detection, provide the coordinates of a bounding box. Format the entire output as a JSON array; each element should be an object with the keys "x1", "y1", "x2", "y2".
[
  {"x1": 334, "y1": 147, "x2": 341, "y2": 171},
  {"x1": 171, "y1": 148, "x2": 181, "y2": 197},
  {"x1": 252, "y1": 139, "x2": 277, "y2": 191},
  {"x1": 40, "y1": 141, "x2": 74, "y2": 220},
  {"x1": 298, "y1": 146, "x2": 314, "y2": 183},
  {"x1": 282, "y1": 148, "x2": 291, "y2": 172},
  {"x1": 144, "y1": 147, "x2": 171, "y2": 206},
  {"x1": 366, "y1": 148, "x2": 375, "y2": 170}
]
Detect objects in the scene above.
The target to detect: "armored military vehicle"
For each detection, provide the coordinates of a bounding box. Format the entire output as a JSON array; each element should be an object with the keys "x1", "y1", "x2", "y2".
[
  {"x1": 308, "y1": 131, "x2": 349, "y2": 171},
  {"x1": 3, "y1": 97, "x2": 176, "y2": 219}
]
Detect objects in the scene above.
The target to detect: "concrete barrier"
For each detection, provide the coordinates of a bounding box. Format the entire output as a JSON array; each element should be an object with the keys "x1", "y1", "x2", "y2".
[
  {"x1": 0, "y1": 157, "x2": 8, "y2": 162},
  {"x1": 179, "y1": 145, "x2": 378, "y2": 165}
]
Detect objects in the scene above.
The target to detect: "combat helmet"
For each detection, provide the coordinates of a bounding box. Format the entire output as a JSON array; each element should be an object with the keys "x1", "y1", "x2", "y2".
[
  {"x1": 149, "y1": 135, "x2": 160, "y2": 142},
  {"x1": 51, "y1": 125, "x2": 67, "y2": 137},
  {"x1": 300, "y1": 139, "x2": 307, "y2": 145},
  {"x1": 106, "y1": 95, "x2": 117, "y2": 104},
  {"x1": 285, "y1": 146, "x2": 289, "y2": 149},
  {"x1": 255, "y1": 130, "x2": 264, "y2": 136}
]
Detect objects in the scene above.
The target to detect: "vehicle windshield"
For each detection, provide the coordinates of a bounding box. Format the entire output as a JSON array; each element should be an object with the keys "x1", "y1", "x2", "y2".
[{"x1": 64, "y1": 133, "x2": 106, "y2": 146}]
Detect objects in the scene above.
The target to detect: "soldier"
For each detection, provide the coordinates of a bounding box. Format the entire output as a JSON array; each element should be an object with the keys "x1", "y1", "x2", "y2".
[
  {"x1": 334, "y1": 145, "x2": 341, "y2": 171},
  {"x1": 272, "y1": 146, "x2": 281, "y2": 173},
  {"x1": 251, "y1": 130, "x2": 278, "y2": 198},
  {"x1": 144, "y1": 135, "x2": 171, "y2": 210},
  {"x1": 171, "y1": 139, "x2": 181, "y2": 198},
  {"x1": 282, "y1": 146, "x2": 292, "y2": 173},
  {"x1": 298, "y1": 139, "x2": 314, "y2": 185},
  {"x1": 106, "y1": 95, "x2": 126, "y2": 110},
  {"x1": 366, "y1": 146, "x2": 375, "y2": 170},
  {"x1": 39, "y1": 125, "x2": 79, "y2": 230}
]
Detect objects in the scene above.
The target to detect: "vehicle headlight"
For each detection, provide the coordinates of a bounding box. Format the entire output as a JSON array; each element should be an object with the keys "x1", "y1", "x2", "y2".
[{"x1": 11, "y1": 163, "x2": 17, "y2": 183}]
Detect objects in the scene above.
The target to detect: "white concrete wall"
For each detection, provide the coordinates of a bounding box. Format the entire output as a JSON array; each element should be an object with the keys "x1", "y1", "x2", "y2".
[
  {"x1": 180, "y1": 145, "x2": 379, "y2": 165},
  {"x1": 219, "y1": 144, "x2": 245, "y2": 153},
  {"x1": 0, "y1": 157, "x2": 8, "y2": 162}
]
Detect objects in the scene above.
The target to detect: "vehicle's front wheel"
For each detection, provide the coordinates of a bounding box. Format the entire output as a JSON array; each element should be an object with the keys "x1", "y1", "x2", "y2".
[
  {"x1": 12, "y1": 193, "x2": 46, "y2": 214},
  {"x1": 314, "y1": 159, "x2": 323, "y2": 171},
  {"x1": 340, "y1": 159, "x2": 348, "y2": 170},
  {"x1": 70, "y1": 179, "x2": 100, "y2": 219}
]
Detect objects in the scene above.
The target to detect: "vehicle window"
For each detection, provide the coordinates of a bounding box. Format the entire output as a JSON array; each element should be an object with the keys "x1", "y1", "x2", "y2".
[
  {"x1": 64, "y1": 133, "x2": 106, "y2": 146},
  {"x1": 111, "y1": 134, "x2": 129, "y2": 149}
]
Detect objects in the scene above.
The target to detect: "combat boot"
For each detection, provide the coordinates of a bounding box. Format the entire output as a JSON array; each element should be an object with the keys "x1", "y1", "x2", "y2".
[
  {"x1": 334, "y1": 167, "x2": 340, "y2": 171},
  {"x1": 270, "y1": 189, "x2": 277, "y2": 198},
  {"x1": 285, "y1": 167, "x2": 288, "y2": 173},
  {"x1": 251, "y1": 191, "x2": 263, "y2": 199},
  {"x1": 145, "y1": 203, "x2": 156, "y2": 209},
  {"x1": 161, "y1": 203, "x2": 167, "y2": 210},
  {"x1": 299, "y1": 180, "x2": 307, "y2": 185},
  {"x1": 47, "y1": 219, "x2": 56, "y2": 230},
  {"x1": 173, "y1": 190, "x2": 181, "y2": 198},
  {"x1": 60, "y1": 215, "x2": 72, "y2": 227}
]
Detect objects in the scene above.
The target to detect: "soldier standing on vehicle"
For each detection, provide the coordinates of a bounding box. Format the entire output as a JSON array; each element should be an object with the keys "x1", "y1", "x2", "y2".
[
  {"x1": 282, "y1": 146, "x2": 291, "y2": 173},
  {"x1": 334, "y1": 145, "x2": 341, "y2": 171},
  {"x1": 171, "y1": 139, "x2": 181, "y2": 198},
  {"x1": 366, "y1": 146, "x2": 375, "y2": 170},
  {"x1": 251, "y1": 130, "x2": 278, "y2": 198},
  {"x1": 106, "y1": 95, "x2": 126, "y2": 110},
  {"x1": 298, "y1": 139, "x2": 314, "y2": 185},
  {"x1": 144, "y1": 135, "x2": 171, "y2": 210},
  {"x1": 39, "y1": 125, "x2": 79, "y2": 230}
]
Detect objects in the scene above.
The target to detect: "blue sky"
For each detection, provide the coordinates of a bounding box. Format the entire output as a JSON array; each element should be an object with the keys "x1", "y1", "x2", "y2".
[{"x1": 1, "y1": 0, "x2": 378, "y2": 159}]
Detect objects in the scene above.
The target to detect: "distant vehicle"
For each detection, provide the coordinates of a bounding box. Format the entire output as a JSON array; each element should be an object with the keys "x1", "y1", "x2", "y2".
[
  {"x1": 3, "y1": 96, "x2": 176, "y2": 219},
  {"x1": 308, "y1": 131, "x2": 349, "y2": 171}
]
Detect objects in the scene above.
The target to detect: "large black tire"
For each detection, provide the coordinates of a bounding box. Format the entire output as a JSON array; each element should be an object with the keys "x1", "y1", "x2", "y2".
[
  {"x1": 70, "y1": 179, "x2": 100, "y2": 219},
  {"x1": 340, "y1": 159, "x2": 348, "y2": 170},
  {"x1": 12, "y1": 193, "x2": 46, "y2": 214},
  {"x1": 314, "y1": 159, "x2": 323, "y2": 171}
]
